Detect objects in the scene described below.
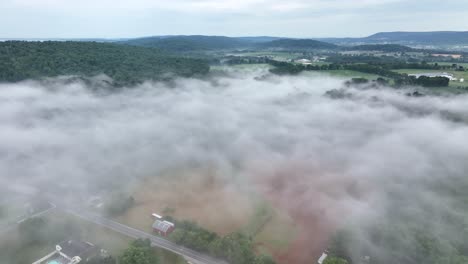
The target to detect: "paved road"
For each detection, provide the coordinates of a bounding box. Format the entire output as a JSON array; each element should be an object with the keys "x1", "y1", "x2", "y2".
[
  {"x1": 61, "y1": 206, "x2": 228, "y2": 264},
  {"x1": 0, "y1": 202, "x2": 56, "y2": 235}
]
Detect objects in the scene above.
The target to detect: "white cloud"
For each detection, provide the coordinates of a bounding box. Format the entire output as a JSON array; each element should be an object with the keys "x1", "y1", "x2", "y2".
[
  {"x1": 5, "y1": 0, "x2": 403, "y2": 12},
  {"x1": 1, "y1": 0, "x2": 466, "y2": 38}
]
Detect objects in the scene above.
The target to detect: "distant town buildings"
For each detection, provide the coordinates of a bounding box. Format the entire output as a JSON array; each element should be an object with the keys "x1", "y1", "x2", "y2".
[
  {"x1": 295, "y1": 59, "x2": 312, "y2": 65},
  {"x1": 295, "y1": 57, "x2": 327, "y2": 65},
  {"x1": 431, "y1": 53, "x2": 463, "y2": 59},
  {"x1": 32, "y1": 240, "x2": 107, "y2": 264}
]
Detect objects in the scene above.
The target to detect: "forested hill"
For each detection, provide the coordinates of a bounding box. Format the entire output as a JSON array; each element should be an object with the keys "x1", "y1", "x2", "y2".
[
  {"x1": 256, "y1": 38, "x2": 338, "y2": 50},
  {"x1": 344, "y1": 44, "x2": 415, "y2": 52},
  {"x1": 123, "y1": 35, "x2": 340, "y2": 51},
  {"x1": 123, "y1": 35, "x2": 248, "y2": 52},
  {"x1": 0, "y1": 41, "x2": 210, "y2": 85}
]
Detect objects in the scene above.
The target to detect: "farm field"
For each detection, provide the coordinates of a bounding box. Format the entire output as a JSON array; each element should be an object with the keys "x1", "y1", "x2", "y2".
[
  {"x1": 117, "y1": 167, "x2": 257, "y2": 235},
  {"x1": 313, "y1": 70, "x2": 384, "y2": 80},
  {"x1": 116, "y1": 167, "x2": 300, "y2": 261}
]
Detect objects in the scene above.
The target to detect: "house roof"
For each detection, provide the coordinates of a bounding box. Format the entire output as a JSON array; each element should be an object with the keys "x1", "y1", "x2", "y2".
[
  {"x1": 59, "y1": 240, "x2": 98, "y2": 260},
  {"x1": 152, "y1": 220, "x2": 174, "y2": 233}
]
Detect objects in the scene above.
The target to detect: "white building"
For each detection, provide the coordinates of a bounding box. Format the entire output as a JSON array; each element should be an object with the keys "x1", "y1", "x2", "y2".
[
  {"x1": 408, "y1": 72, "x2": 457, "y2": 81},
  {"x1": 295, "y1": 59, "x2": 312, "y2": 65}
]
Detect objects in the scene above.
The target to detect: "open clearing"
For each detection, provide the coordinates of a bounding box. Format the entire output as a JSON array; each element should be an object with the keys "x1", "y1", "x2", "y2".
[
  {"x1": 118, "y1": 167, "x2": 257, "y2": 236},
  {"x1": 309, "y1": 70, "x2": 384, "y2": 80},
  {"x1": 118, "y1": 167, "x2": 299, "y2": 263}
]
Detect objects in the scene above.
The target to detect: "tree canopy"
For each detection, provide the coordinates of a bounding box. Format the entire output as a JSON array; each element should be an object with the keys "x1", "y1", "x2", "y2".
[
  {"x1": 120, "y1": 239, "x2": 159, "y2": 264},
  {"x1": 0, "y1": 41, "x2": 210, "y2": 86}
]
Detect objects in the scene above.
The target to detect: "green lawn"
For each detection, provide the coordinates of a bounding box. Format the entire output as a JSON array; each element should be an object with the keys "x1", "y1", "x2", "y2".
[
  {"x1": 0, "y1": 210, "x2": 186, "y2": 264},
  {"x1": 0, "y1": 198, "x2": 28, "y2": 227},
  {"x1": 314, "y1": 70, "x2": 385, "y2": 80},
  {"x1": 242, "y1": 201, "x2": 274, "y2": 238}
]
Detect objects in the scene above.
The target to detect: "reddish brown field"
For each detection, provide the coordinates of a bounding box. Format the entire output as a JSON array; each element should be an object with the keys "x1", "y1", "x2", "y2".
[
  {"x1": 120, "y1": 160, "x2": 371, "y2": 264},
  {"x1": 119, "y1": 167, "x2": 256, "y2": 236},
  {"x1": 251, "y1": 160, "x2": 371, "y2": 264}
]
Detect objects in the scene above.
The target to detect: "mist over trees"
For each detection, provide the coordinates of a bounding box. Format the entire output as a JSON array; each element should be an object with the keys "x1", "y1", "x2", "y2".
[{"x1": 0, "y1": 70, "x2": 468, "y2": 264}]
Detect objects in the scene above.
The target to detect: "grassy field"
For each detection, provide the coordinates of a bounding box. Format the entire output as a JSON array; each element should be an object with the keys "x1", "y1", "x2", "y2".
[
  {"x1": 310, "y1": 70, "x2": 385, "y2": 80},
  {"x1": 250, "y1": 205, "x2": 297, "y2": 257},
  {"x1": 0, "y1": 199, "x2": 27, "y2": 227},
  {"x1": 0, "y1": 210, "x2": 186, "y2": 264}
]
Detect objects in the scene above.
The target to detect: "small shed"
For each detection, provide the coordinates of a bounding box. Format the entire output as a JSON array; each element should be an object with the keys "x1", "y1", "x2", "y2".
[{"x1": 152, "y1": 220, "x2": 175, "y2": 237}]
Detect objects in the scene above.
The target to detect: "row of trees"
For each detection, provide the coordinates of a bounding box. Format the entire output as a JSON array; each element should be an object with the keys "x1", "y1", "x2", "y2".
[
  {"x1": 165, "y1": 217, "x2": 275, "y2": 264},
  {"x1": 268, "y1": 60, "x2": 451, "y2": 87},
  {"x1": 0, "y1": 41, "x2": 210, "y2": 86}
]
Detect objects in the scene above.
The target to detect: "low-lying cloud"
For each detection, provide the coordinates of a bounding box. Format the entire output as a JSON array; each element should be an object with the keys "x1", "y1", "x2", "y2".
[{"x1": 1, "y1": 70, "x2": 468, "y2": 263}]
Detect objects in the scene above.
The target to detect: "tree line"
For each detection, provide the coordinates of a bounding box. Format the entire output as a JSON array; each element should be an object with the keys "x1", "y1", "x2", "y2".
[
  {"x1": 267, "y1": 60, "x2": 451, "y2": 87},
  {"x1": 165, "y1": 216, "x2": 276, "y2": 264}
]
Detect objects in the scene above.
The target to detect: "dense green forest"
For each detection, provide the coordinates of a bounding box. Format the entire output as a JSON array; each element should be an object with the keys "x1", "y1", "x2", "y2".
[
  {"x1": 258, "y1": 38, "x2": 338, "y2": 50},
  {"x1": 124, "y1": 36, "x2": 340, "y2": 52},
  {"x1": 342, "y1": 44, "x2": 415, "y2": 52},
  {"x1": 0, "y1": 41, "x2": 210, "y2": 85}
]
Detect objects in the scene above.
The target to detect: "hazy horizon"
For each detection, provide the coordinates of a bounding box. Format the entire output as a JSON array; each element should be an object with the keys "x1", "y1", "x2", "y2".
[{"x1": 1, "y1": 0, "x2": 468, "y2": 39}]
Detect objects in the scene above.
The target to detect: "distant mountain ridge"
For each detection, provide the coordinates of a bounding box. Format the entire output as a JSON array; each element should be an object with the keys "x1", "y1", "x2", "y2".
[
  {"x1": 258, "y1": 38, "x2": 338, "y2": 50},
  {"x1": 122, "y1": 35, "x2": 337, "y2": 51},
  {"x1": 319, "y1": 31, "x2": 468, "y2": 46},
  {"x1": 122, "y1": 35, "x2": 246, "y2": 51}
]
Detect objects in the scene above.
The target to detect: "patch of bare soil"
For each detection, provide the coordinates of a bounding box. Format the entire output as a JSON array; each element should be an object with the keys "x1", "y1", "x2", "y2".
[
  {"x1": 252, "y1": 161, "x2": 370, "y2": 264},
  {"x1": 120, "y1": 167, "x2": 255, "y2": 236}
]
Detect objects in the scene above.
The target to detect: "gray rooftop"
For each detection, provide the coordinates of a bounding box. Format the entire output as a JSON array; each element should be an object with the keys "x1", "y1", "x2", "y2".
[
  {"x1": 59, "y1": 240, "x2": 98, "y2": 260},
  {"x1": 152, "y1": 220, "x2": 174, "y2": 233}
]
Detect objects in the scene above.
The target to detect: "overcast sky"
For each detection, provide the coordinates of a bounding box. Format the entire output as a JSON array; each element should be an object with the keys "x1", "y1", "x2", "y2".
[{"x1": 1, "y1": 0, "x2": 467, "y2": 38}]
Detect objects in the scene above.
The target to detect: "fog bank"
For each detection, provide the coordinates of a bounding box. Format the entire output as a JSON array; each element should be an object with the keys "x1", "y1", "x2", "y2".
[{"x1": 1, "y1": 71, "x2": 468, "y2": 263}]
